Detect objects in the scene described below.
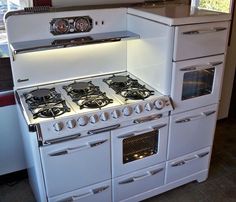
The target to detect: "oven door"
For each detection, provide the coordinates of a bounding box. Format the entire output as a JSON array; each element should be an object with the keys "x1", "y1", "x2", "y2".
[
  {"x1": 171, "y1": 55, "x2": 224, "y2": 114},
  {"x1": 111, "y1": 116, "x2": 168, "y2": 177},
  {"x1": 40, "y1": 132, "x2": 111, "y2": 197}
]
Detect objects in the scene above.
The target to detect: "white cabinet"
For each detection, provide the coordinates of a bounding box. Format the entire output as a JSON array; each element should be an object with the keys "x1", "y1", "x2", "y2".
[
  {"x1": 168, "y1": 104, "x2": 217, "y2": 160},
  {"x1": 173, "y1": 21, "x2": 230, "y2": 61},
  {"x1": 166, "y1": 147, "x2": 211, "y2": 184},
  {"x1": 113, "y1": 163, "x2": 165, "y2": 202}
]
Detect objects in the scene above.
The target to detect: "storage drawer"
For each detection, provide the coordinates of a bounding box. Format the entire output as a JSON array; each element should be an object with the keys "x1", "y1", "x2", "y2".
[
  {"x1": 40, "y1": 132, "x2": 111, "y2": 197},
  {"x1": 173, "y1": 22, "x2": 230, "y2": 61},
  {"x1": 166, "y1": 147, "x2": 211, "y2": 184},
  {"x1": 49, "y1": 180, "x2": 111, "y2": 202},
  {"x1": 168, "y1": 104, "x2": 217, "y2": 160},
  {"x1": 113, "y1": 163, "x2": 165, "y2": 202}
]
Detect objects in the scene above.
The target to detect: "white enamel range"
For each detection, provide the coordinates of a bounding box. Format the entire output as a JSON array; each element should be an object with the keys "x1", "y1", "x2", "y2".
[
  {"x1": 16, "y1": 72, "x2": 172, "y2": 144},
  {"x1": 5, "y1": 5, "x2": 174, "y2": 202}
]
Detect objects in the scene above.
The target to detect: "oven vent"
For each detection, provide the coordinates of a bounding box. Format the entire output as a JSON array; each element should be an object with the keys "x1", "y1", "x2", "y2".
[{"x1": 24, "y1": 6, "x2": 51, "y2": 13}]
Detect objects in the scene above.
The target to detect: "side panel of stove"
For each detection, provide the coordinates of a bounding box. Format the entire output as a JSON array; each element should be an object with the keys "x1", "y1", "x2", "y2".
[
  {"x1": 5, "y1": 8, "x2": 128, "y2": 89},
  {"x1": 127, "y1": 14, "x2": 174, "y2": 95},
  {"x1": 16, "y1": 105, "x2": 47, "y2": 202}
]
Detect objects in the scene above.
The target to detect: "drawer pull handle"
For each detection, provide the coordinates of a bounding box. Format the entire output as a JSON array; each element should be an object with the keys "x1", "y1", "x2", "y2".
[
  {"x1": 198, "y1": 151, "x2": 210, "y2": 158},
  {"x1": 202, "y1": 110, "x2": 216, "y2": 117},
  {"x1": 48, "y1": 139, "x2": 108, "y2": 156},
  {"x1": 118, "y1": 168, "x2": 164, "y2": 185},
  {"x1": 171, "y1": 152, "x2": 210, "y2": 167},
  {"x1": 182, "y1": 27, "x2": 227, "y2": 35},
  {"x1": 209, "y1": 61, "x2": 223, "y2": 66},
  {"x1": 59, "y1": 186, "x2": 109, "y2": 202}
]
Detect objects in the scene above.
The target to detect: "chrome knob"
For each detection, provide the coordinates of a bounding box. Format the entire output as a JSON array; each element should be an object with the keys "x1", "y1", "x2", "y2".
[
  {"x1": 112, "y1": 110, "x2": 120, "y2": 119},
  {"x1": 134, "y1": 104, "x2": 142, "y2": 114},
  {"x1": 100, "y1": 112, "x2": 109, "y2": 121},
  {"x1": 90, "y1": 114, "x2": 99, "y2": 124},
  {"x1": 123, "y1": 106, "x2": 132, "y2": 116},
  {"x1": 77, "y1": 116, "x2": 88, "y2": 126},
  {"x1": 154, "y1": 99, "x2": 165, "y2": 110},
  {"x1": 66, "y1": 119, "x2": 76, "y2": 129},
  {"x1": 145, "y1": 103, "x2": 153, "y2": 111},
  {"x1": 53, "y1": 122, "x2": 63, "y2": 132}
]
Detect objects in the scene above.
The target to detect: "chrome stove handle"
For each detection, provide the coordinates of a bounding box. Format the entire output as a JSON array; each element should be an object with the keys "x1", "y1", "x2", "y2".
[
  {"x1": 118, "y1": 168, "x2": 164, "y2": 185},
  {"x1": 182, "y1": 27, "x2": 227, "y2": 35},
  {"x1": 48, "y1": 139, "x2": 108, "y2": 156},
  {"x1": 88, "y1": 124, "x2": 120, "y2": 135},
  {"x1": 58, "y1": 186, "x2": 109, "y2": 202},
  {"x1": 133, "y1": 114, "x2": 162, "y2": 124},
  {"x1": 175, "y1": 110, "x2": 216, "y2": 124},
  {"x1": 180, "y1": 61, "x2": 223, "y2": 71},
  {"x1": 171, "y1": 152, "x2": 210, "y2": 167},
  {"x1": 117, "y1": 123, "x2": 166, "y2": 139}
]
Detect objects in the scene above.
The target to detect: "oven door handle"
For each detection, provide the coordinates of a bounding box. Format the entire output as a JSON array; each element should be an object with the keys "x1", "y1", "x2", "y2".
[
  {"x1": 88, "y1": 124, "x2": 120, "y2": 135},
  {"x1": 180, "y1": 61, "x2": 223, "y2": 71},
  {"x1": 117, "y1": 123, "x2": 167, "y2": 139},
  {"x1": 48, "y1": 139, "x2": 108, "y2": 156},
  {"x1": 133, "y1": 114, "x2": 162, "y2": 124}
]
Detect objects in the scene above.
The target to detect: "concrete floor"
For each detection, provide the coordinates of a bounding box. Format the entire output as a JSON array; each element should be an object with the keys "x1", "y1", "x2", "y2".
[{"x1": 0, "y1": 118, "x2": 235, "y2": 202}]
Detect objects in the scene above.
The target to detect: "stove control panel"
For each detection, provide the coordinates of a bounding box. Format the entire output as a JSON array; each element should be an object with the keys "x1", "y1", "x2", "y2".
[
  {"x1": 39, "y1": 96, "x2": 173, "y2": 143},
  {"x1": 50, "y1": 16, "x2": 93, "y2": 35}
]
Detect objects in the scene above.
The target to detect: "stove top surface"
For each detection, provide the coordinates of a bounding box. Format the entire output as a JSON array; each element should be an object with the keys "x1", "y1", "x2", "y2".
[{"x1": 17, "y1": 72, "x2": 165, "y2": 124}]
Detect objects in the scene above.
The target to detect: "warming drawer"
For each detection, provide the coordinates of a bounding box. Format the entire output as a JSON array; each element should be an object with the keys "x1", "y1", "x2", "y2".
[
  {"x1": 168, "y1": 104, "x2": 217, "y2": 160},
  {"x1": 40, "y1": 132, "x2": 111, "y2": 197},
  {"x1": 113, "y1": 163, "x2": 165, "y2": 202},
  {"x1": 166, "y1": 147, "x2": 211, "y2": 184},
  {"x1": 173, "y1": 21, "x2": 230, "y2": 61},
  {"x1": 49, "y1": 180, "x2": 111, "y2": 202}
]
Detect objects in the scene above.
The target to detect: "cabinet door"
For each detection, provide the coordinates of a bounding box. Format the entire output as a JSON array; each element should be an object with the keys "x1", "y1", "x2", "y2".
[
  {"x1": 168, "y1": 104, "x2": 217, "y2": 160},
  {"x1": 173, "y1": 21, "x2": 230, "y2": 61},
  {"x1": 166, "y1": 147, "x2": 211, "y2": 184},
  {"x1": 49, "y1": 180, "x2": 111, "y2": 202},
  {"x1": 113, "y1": 163, "x2": 165, "y2": 202},
  {"x1": 40, "y1": 132, "x2": 111, "y2": 197}
]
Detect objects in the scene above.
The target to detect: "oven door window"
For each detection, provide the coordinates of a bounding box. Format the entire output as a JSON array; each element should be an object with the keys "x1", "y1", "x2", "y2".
[
  {"x1": 182, "y1": 68, "x2": 215, "y2": 100},
  {"x1": 123, "y1": 129, "x2": 158, "y2": 164}
]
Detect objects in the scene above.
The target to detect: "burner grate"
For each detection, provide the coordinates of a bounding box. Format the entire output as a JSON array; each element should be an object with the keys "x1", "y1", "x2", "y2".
[
  {"x1": 103, "y1": 75, "x2": 154, "y2": 100},
  {"x1": 63, "y1": 81, "x2": 113, "y2": 109},
  {"x1": 23, "y1": 88, "x2": 71, "y2": 119}
]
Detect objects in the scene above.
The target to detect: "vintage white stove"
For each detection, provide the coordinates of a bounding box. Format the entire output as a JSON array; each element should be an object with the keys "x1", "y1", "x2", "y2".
[{"x1": 5, "y1": 1, "x2": 176, "y2": 201}]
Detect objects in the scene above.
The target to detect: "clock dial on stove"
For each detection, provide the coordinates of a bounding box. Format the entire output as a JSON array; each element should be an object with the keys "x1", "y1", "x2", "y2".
[{"x1": 74, "y1": 17, "x2": 92, "y2": 32}]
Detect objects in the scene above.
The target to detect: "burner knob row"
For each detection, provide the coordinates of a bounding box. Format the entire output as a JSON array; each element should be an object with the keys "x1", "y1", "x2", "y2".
[
  {"x1": 154, "y1": 99, "x2": 165, "y2": 110},
  {"x1": 123, "y1": 106, "x2": 133, "y2": 116},
  {"x1": 53, "y1": 122, "x2": 63, "y2": 132},
  {"x1": 78, "y1": 116, "x2": 89, "y2": 126},
  {"x1": 112, "y1": 109, "x2": 120, "y2": 119}
]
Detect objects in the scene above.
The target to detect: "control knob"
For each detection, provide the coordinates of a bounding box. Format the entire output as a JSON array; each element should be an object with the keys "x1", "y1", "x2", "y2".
[
  {"x1": 145, "y1": 103, "x2": 153, "y2": 111},
  {"x1": 66, "y1": 119, "x2": 76, "y2": 129},
  {"x1": 112, "y1": 110, "x2": 120, "y2": 119},
  {"x1": 77, "y1": 116, "x2": 88, "y2": 126},
  {"x1": 123, "y1": 106, "x2": 133, "y2": 116},
  {"x1": 100, "y1": 112, "x2": 109, "y2": 121},
  {"x1": 154, "y1": 99, "x2": 165, "y2": 110},
  {"x1": 134, "y1": 104, "x2": 142, "y2": 114},
  {"x1": 90, "y1": 114, "x2": 99, "y2": 124},
  {"x1": 53, "y1": 122, "x2": 63, "y2": 132}
]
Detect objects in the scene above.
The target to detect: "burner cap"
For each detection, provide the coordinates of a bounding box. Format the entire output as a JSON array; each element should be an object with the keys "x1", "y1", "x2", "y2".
[
  {"x1": 70, "y1": 82, "x2": 90, "y2": 91},
  {"x1": 31, "y1": 88, "x2": 52, "y2": 100},
  {"x1": 110, "y1": 76, "x2": 129, "y2": 83}
]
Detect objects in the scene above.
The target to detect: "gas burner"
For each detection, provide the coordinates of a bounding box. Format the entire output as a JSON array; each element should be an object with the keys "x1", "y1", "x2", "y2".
[
  {"x1": 63, "y1": 81, "x2": 100, "y2": 100},
  {"x1": 23, "y1": 88, "x2": 71, "y2": 118},
  {"x1": 78, "y1": 93, "x2": 113, "y2": 109},
  {"x1": 103, "y1": 75, "x2": 154, "y2": 100},
  {"x1": 64, "y1": 81, "x2": 113, "y2": 109}
]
